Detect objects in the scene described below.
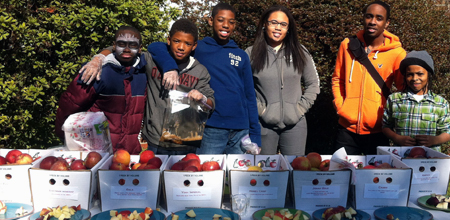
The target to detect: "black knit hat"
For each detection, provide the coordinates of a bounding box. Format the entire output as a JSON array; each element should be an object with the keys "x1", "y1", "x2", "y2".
[{"x1": 400, "y1": 50, "x2": 434, "y2": 75}]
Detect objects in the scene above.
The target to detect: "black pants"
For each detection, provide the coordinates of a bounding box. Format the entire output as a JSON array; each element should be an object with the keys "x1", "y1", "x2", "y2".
[{"x1": 334, "y1": 125, "x2": 389, "y2": 155}]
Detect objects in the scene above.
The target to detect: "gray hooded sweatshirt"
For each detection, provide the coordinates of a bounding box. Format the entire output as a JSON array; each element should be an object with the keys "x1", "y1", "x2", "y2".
[
  {"x1": 245, "y1": 45, "x2": 320, "y2": 129},
  {"x1": 141, "y1": 52, "x2": 215, "y2": 149}
]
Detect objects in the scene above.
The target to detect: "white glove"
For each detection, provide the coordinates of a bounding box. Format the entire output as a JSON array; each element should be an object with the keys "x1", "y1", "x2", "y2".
[
  {"x1": 79, "y1": 54, "x2": 105, "y2": 85},
  {"x1": 162, "y1": 70, "x2": 179, "y2": 90}
]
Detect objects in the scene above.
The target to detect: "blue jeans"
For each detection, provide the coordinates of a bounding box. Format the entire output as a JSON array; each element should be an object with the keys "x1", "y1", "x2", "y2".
[{"x1": 196, "y1": 127, "x2": 248, "y2": 154}]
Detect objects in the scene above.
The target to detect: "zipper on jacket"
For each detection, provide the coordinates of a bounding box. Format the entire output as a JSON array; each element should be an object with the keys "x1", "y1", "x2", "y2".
[
  {"x1": 275, "y1": 51, "x2": 284, "y2": 126},
  {"x1": 356, "y1": 65, "x2": 366, "y2": 134}
]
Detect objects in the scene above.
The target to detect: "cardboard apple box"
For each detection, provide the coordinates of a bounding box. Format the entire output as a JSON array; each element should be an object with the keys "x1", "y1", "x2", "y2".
[
  {"x1": 98, "y1": 154, "x2": 168, "y2": 211},
  {"x1": 29, "y1": 150, "x2": 109, "y2": 211},
  {"x1": 227, "y1": 154, "x2": 289, "y2": 215},
  {"x1": 285, "y1": 155, "x2": 351, "y2": 211},
  {"x1": 332, "y1": 148, "x2": 413, "y2": 210},
  {"x1": 378, "y1": 146, "x2": 450, "y2": 201},
  {"x1": 0, "y1": 149, "x2": 52, "y2": 203},
  {"x1": 162, "y1": 154, "x2": 226, "y2": 213}
]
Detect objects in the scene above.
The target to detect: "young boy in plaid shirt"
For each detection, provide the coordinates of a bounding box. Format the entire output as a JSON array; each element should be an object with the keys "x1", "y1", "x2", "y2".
[{"x1": 382, "y1": 51, "x2": 450, "y2": 152}]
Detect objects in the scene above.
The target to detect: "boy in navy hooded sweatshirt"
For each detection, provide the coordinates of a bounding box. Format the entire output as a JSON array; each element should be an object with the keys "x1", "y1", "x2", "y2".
[{"x1": 148, "y1": 3, "x2": 261, "y2": 154}]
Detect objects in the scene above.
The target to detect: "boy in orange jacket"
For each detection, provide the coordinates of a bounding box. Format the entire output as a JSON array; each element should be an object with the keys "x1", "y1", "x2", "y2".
[{"x1": 331, "y1": 1, "x2": 406, "y2": 155}]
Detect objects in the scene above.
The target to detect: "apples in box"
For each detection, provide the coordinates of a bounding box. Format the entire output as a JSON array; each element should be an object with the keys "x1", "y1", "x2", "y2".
[
  {"x1": 163, "y1": 154, "x2": 225, "y2": 213},
  {"x1": 378, "y1": 146, "x2": 450, "y2": 201},
  {"x1": 0, "y1": 149, "x2": 52, "y2": 203},
  {"x1": 227, "y1": 154, "x2": 289, "y2": 214},
  {"x1": 98, "y1": 154, "x2": 168, "y2": 211},
  {"x1": 285, "y1": 155, "x2": 351, "y2": 211},
  {"x1": 331, "y1": 148, "x2": 412, "y2": 210},
  {"x1": 29, "y1": 150, "x2": 109, "y2": 211}
]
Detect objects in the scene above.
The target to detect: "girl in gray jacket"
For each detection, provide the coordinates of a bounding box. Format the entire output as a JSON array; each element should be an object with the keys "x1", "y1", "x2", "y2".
[{"x1": 245, "y1": 5, "x2": 320, "y2": 155}]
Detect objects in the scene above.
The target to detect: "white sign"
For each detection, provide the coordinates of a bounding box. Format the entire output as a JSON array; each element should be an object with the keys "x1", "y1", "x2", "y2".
[
  {"x1": 49, "y1": 186, "x2": 79, "y2": 200},
  {"x1": 412, "y1": 172, "x2": 440, "y2": 184},
  {"x1": 301, "y1": 185, "x2": 340, "y2": 199},
  {"x1": 239, "y1": 186, "x2": 278, "y2": 199},
  {"x1": 364, "y1": 184, "x2": 400, "y2": 199},
  {"x1": 173, "y1": 188, "x2": 211, "y2": 200},
  {"x1": 110, "y1": 186, "x2": 147, "y2": 200}
]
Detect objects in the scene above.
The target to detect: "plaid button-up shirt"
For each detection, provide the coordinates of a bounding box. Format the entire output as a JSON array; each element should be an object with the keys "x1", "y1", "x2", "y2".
[{"x1": 383, "y1": 91, "x2": 450, "y2": 150}]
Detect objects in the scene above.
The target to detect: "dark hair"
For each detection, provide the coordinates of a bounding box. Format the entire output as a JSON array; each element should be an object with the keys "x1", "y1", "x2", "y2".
[
  {"x1": 115, "y1": 26, "x2": 142, "y2": 44},
  {"x1": 250, "y1": 5, "x2": 307, "y2": 73},
  {"x1": 169, "y1": 18, "x2": 198, "y2": 42},
  {"x1": 364, "y1": 1, "x2": 391, "y2": 20},
  {"x1": 211, "y1": 2, "x2": 236, "y2": 18}
]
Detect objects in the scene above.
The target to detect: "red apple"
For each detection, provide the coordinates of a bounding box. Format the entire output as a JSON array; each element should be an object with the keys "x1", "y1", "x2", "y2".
[
  {"x1": 15, "y1": 153, "x2": 33, "y2": 165},
  {"x1": 306, "y1": 152, "x2": 322, "y2": 168},
  {"x1": 110, "y1": 162, "x2": 129, "y2": 170},
  {"x1": 363, "y1": 165, "x2": 377, "y2": 169},
  {"x1": 5, "y1": 149, "x2": 22, "y2": 163},
  {"x1": 50, "y1": 160, "x2": 70, "y2": 171},
  {"x1": 131, "y1": 163, "x2": 142, "y2": 170},
  {"x1": 181, "y1": 153, "x2": 200, "y2": 163},
  {"x1": 144, "y1": 207, "x2": 153, "y2": 216},
  {"x1": 377, "y1": 162, "x2": 392, "y2": 168},
  {"x1": 184, "y1": 166, "x2": 199, "y2": 172},
  {"x1": 84, "y1": 151, "x2": 102, "y2": 169},
  {"x1": 0, "y1": 156, "x2": 6, "y2": 165},
  {"x1": 143, "y1": 164, "x2": 158, "y2": 170},
  {"x1": 409, "y1": 147, "x2": 427, "y2": 158},
  {"x1": 39, "y1": 156, "x2": 59, "y2": 170},
  {"x1": 70, "y1": 159, "x2": 86, "y2": 170},
  {"x1": 147, "y1": 157, "x2": 163, "y2": 169},
  {"x1": 319, "y1": 159, "x2": 330, "y2": 171},
  {"x1": 113, "y1": 149, "x2": 130, "y2": 165},
  {"x1": 291, "y1": 157, "x2": 311, "y2": 170},
  {"x1": 119, "y1": 210, "x2": 131, "y2": 216},
  {"x1": 171, "y1": 161, "x2": 187, "y2": 170},
  {"x1": 139, "y1": 150, "x2": 155, "y2": 164},
  {"x1": 185, "y1": 159, "x2": 202, "y2": 171},
  {"x1": 202, "y1": 161, "x2": 220, "y2": 171}
]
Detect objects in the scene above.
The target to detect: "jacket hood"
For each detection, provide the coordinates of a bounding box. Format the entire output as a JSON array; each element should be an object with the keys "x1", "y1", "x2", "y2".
[
  {"x1": 202, "y1": 36, "x2": 239, "y2": 49},
  {"x1": 103, "y1": 53, "x2": 147, "y2": 70},
  {"x1": 179, "y1": 56, "x2": 200, "y2": 74},
  {"x1": 357, "y1": 30, "x2": 402, "y2": 52}
]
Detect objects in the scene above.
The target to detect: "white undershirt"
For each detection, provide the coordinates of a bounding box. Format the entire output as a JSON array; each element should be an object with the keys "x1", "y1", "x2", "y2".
[{"x1": 409, "y1": 91, "x2": 424, "y2": 102}]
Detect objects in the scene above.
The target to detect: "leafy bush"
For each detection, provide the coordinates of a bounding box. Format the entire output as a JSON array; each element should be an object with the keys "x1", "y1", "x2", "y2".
[
  {"x1": 180, "y1": 0, "x2": 450, "y2": 154},
  {"x1": 0, "y1": 0, "x2": 179, "y2": 149}
]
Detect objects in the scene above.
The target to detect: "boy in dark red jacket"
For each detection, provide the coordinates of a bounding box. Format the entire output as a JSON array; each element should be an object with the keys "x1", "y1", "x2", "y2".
[{"x1": 55, "y1": 26, "x2": 147, "y2": 154}]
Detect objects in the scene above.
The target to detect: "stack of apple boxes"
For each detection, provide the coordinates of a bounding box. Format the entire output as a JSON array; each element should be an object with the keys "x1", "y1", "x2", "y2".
[
  {"x1": 0, "y1": 149, "x2": 52, "y2": 204},
  {"x1": 162, "y1": 154, "x2": 226, "y2": 213},
  {"x1": 97, "y1": 154, "x2": 169, "y2": 211},
  {"x1": 377, "y1": 146, "x2": 450, "y2": 201},
  {"x1": 29, "y1": 151, "x2": 109, "y2": 211},
  {"x1": 329, "y1": 148, "x2": 413, "y2": 210},
  {"x1": 227, "y1": 154, "x2": 290, "y2": 215},
  {"x1": 284, "y1": 155, "x2": 351, "y2": 212}
]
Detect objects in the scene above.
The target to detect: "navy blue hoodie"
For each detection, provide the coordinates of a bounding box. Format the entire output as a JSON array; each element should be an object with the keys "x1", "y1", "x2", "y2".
[{"x1": 148, "y1": 37, "x2": 261, "y2": 146}]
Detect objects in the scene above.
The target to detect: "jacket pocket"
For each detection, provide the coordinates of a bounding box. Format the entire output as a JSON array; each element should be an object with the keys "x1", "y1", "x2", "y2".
[
  {"x1": 336, "y1": 97, "x2": 359, "y2": 125},
  {"x1": 283, "y1": 101, "x2": 304, "y2": 125},
  {"x1": 260, "y1": 102, "x2": 281, "y2": 125}
]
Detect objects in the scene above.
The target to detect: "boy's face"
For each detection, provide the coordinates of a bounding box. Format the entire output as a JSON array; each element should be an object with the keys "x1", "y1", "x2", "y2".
[
  {"x1": 113, "y1": 30, "x2": 142, "y2": 64},
  {"x1": 363, "y1": 4, "x2": 390, "y2": 40},
  {"x1": 208, "y1": 9, "x2": 236, "y2": 45},
  {"x1": 167, "y1": 31, "x2": 197, "y2": 63},
  {"x1": 406, "y1": 65, "x2": 429, "y2": 95}
]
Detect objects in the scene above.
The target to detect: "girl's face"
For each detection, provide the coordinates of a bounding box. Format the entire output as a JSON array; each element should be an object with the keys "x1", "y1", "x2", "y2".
[
  {"x1": 405, "y1": 65, "x2": 429, "y2": 95},
  {"x1": 265, "y1": 11, "x2": 289, "y2": 47},
  {"x1": 209, "y1": 9, "x2": 236, "y2": 45}
]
